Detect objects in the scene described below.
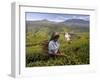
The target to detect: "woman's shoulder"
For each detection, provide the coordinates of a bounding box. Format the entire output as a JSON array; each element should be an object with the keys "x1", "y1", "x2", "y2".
[
  {"x1": 49, "y1": 40, "x2": 53, "y2": 42},
  {"x1": 49, "y1": 40, "x2": 54, "y2": 44}
]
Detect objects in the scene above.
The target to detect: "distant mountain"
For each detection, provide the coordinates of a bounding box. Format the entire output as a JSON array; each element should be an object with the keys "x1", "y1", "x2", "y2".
[
  {"x1": 62, "y1": 19, "x2": 89, "y2": 27},
  {"x1": 63, "y1": 19, "x2": 89, "y2": 23},
  {"x1": 26, "y1": 19, "x2": 89, "y2": 33},
  {"x1": 26, "y1": 19, "x2": 55, "y2": 24}
]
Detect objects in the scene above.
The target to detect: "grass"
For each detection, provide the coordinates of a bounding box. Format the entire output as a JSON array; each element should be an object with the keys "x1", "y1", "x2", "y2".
[{"x1": 26, "y1": 29, "x2": 89, "y2": 67}]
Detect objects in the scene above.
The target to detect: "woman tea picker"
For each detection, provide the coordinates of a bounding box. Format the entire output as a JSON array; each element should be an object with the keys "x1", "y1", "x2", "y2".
[{"x1": 48, "y1": 32, "x2": 64, "y2": 56}]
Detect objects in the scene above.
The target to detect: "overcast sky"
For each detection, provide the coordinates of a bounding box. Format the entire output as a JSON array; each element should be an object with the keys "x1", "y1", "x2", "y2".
[{"x1": 25, "y1": 12, "x2": 90, "y2": 22}]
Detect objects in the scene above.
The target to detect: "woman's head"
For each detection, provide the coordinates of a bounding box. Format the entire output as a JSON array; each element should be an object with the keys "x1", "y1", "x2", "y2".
[{"x1": 50, "y1": 32, "x2": 60, "y2": 41}]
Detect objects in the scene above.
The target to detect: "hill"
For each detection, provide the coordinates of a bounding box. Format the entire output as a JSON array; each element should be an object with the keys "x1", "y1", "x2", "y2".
[{"x1": 26, "y1": 19, "x2": 89, "y2": 32}]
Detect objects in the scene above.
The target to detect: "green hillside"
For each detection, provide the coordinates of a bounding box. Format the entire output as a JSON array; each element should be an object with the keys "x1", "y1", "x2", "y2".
[{"x1": 26, "y1": 20, "x2": 89, "y2": 67}]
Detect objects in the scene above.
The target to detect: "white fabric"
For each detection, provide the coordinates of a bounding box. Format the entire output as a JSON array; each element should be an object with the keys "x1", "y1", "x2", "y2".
[
  {"x1": 65, "y1": 33, "x2": 71, "y2": 41},
  {"x1": 48, "y1": 40, "x2": 59, "y2": 54}
]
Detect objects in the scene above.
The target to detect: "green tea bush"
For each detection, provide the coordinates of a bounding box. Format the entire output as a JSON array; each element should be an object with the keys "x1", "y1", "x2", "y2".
[{"x1": 26, "y1": 28, "x2": 89, "y2": 67}]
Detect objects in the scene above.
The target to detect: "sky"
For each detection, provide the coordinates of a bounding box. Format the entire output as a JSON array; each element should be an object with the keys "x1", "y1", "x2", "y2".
[{"x1": 25, "y1": 12, "x2": 90, "y2": 22}]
